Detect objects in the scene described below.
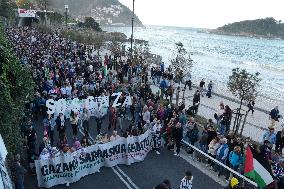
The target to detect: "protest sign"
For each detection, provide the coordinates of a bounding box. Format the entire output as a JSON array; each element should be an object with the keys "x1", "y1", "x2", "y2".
[{"x1": 46, "y1": 93, "x2": 132, "y2": 117}]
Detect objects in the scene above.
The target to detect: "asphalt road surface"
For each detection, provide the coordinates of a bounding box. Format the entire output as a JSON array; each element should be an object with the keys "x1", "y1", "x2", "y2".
[{"x1": 24, "y1": 116, "x2": 223, "y2": 189}]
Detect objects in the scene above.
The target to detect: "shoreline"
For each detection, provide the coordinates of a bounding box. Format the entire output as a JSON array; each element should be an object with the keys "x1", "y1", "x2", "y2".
[{"x1": 206, "y1": 30, "x2": 284, "y2": 40}]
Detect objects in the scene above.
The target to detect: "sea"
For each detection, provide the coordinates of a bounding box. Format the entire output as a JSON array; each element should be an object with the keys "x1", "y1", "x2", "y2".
[{"x1": 103, "y1": 25, "x2": 284, "y2": 102}]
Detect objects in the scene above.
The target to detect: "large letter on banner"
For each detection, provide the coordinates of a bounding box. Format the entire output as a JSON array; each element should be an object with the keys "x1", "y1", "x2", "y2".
[{"x1": 46, "y1": 99, "x2": 55, "y2": 115}]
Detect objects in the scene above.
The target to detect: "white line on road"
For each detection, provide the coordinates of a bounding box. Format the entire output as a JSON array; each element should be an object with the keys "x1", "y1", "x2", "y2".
[
  {"x1": 115, "y1": 166, "x2": 140, "y2": 189},
  {"x1": 111, "y1": 167, "x2": 133, "y2": 189},
  {"x1": 78, "y1": 123, "x2": 140, "y2": 189}
]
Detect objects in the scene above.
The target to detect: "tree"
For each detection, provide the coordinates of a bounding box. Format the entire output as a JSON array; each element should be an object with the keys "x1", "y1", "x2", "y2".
[
  {"x1": 227, "y1": 68, "x2": 261, "y2": 135},
  {"x1": 79, "y1": 17, "x2": 102, "y2": 32},
  {"x1": 170, "y1": 42, "x2": 193, "y2": 75},
  {"x1": 0, "y1": 23, "x2": 34, "y2": 167},
  {"x1": 109, "y1": 38, "x2": 122, "y2": 57},
  {"x1": 133, "y1": 40, "x2": 151, "y2": 63},
  {"x1": 0, "y1": 0, "x2": 10, "y2": 17}
]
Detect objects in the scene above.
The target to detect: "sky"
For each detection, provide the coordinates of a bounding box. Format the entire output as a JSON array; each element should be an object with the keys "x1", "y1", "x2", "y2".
[{"x1": 119, "y1": 0, "x2": 284, "y2": 29}]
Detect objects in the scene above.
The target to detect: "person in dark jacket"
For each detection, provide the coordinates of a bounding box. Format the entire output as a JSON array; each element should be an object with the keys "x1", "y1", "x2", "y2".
[
  {"x1": 56, "y1": 113, "x2": 66, "y2": 139},
  {"x1": 275, "y1": 127, "x2": 284, "y2": 153},
  {"x1": 188, "y1": 124, "x2": 199, "y2": 146},
  {"x1": 207, "y1": 126, "x2": 217, "y2": 146},
  {"x1": 14, "y1": 154, "x2": 27, "y2": 189},
  {"x1": 173, "y1": 122, "x2": 183, "y2": 156},
  {"x1": 192, "y1": 90, "x2": 201, "y2": 115},
  {"x1": 270, "y1": 106, "x2": 280, "y2": 122}
]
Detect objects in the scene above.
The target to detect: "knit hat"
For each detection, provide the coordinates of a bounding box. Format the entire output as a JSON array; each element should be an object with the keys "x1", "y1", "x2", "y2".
[{"x1": 230, "y1": 177, "x2": 239, "y2": 188}]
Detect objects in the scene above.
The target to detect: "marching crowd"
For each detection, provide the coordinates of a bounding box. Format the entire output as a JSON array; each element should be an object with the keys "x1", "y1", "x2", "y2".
[{"x1": 5, "y1": 26, "x2": 284, "y2": 189}]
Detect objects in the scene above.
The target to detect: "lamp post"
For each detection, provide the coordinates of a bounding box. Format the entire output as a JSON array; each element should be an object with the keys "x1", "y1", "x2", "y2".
[
  {"x1": 64, "y1": 4, "x2": 68, "y2": 26},
  {"x1": 44, "y1": 0, "x2": 47, "y2": 25},
  {"x1": 130, "y1": 0, "x2": 135, "y2": 60}
]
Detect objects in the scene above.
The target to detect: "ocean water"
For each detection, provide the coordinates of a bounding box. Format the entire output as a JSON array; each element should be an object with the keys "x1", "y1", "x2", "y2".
[{"x1": 104, "y1": 25, "x2": 284, "y2": 101}]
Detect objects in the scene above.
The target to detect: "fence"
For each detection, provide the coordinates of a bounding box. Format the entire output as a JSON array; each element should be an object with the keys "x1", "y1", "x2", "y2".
[{"x1": 181, "y1": 139, "x2": 258, "y2": 189}]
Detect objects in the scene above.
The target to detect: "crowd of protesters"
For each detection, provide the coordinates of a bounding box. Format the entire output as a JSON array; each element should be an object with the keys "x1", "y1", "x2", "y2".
[{"x1": 5, "y1": 26, "x2": 284, "y2": 189}]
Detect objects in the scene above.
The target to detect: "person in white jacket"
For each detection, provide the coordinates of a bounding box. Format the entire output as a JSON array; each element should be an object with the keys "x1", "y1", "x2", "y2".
[
  {"x1": 180, "y1": 170, "x2": 193, "y2": 189},
  {"x1": 207, "y1": 137, "x2": 220, "y2": 167}
]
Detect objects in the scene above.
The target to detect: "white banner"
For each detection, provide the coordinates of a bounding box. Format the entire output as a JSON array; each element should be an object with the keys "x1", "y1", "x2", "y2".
[
  {"x1": 35, "y1": 130, "x2": 156, "y2": 188},
  {"x1": 18, "y1": 9, "x2": 36, "y2": 18},
  {"x1": 46, "y1": 93, "x2": 132, "y2": 118},
  {"x1": 0, "y1": 157, "x2": 13, "y2": 189}
]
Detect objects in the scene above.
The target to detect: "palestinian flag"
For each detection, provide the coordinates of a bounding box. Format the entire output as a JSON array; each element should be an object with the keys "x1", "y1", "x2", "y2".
[{"x1": 244, "y1": 146, "x2": 274, "y2": 188}]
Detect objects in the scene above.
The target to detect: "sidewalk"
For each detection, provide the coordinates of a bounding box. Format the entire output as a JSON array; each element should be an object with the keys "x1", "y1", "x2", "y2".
[{"x1": 150, "y1": 83, "x2": 283, "y2": 142}]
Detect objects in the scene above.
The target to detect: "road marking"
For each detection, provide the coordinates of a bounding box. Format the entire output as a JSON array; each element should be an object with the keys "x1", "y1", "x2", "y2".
[
  {"x1": 78, "y1": 122, "x2": 140, "y2": 189},
  {"x1": 111, "y1": 167, "x2": 133, "y2": 189},
  {"x1": 115, "y1": 166, "x2": 140, "y2": 189}
]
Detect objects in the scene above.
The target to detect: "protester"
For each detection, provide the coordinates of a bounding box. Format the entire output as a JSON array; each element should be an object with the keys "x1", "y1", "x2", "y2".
[
  {"x1": 179, "y1": 170, "x2": 193, "y2": 189},
  {"x1": 275, "y1": 127, "x2": 284, "y2": 153},
  {"x1": 70, "y1": 110, "x2": 79, "y2": 139},
  {"x1": 263, "y1": 127, "x2": 276, "y2": 144},
  {"x1": 228, "y1": 146, "x2": 243, "y2": 171},
  {"x1": 224, "y1": 177, "x2": 244, "y2": 189},
  {"x1": 173, "y1": 122, "x2": 183, "y2": 156},
  {"x1": 14, "y1": 154, "x2": 27, "y2": 189},
  {"x1": 110, "y1": 130, "x2": 121, "y2": 141}
]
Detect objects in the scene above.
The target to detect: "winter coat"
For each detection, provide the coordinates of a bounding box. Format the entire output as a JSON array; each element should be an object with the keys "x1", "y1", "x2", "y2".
[
  {"x1": 229, "y1": 151, "x2": 243, "y2": 167},
  {"x1": 208, "y1": 141, "x2": 220, "y2": 155}
]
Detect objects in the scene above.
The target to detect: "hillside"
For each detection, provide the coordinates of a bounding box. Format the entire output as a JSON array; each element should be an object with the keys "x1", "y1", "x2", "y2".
[
  {"x1": 46, "y1": 0, "x2": 143, "y2": 27},
  {"x1": 211, "y1": 17, "x2": 284, "y2": 39}
]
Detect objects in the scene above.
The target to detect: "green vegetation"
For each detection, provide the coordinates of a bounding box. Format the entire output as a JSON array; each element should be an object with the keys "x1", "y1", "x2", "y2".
[
  {"x1": 78, "y1": 17, "x2": 102, "y2": 32},
  {"x1": 215, "y1": 17, "x2": 284, "y2": 38},
  {"x1": 0, "y1": 21, "x2": 35, "y2": 162},
  {"x1": 227, "y1": 68, "x2": 261, "y2": 135}
]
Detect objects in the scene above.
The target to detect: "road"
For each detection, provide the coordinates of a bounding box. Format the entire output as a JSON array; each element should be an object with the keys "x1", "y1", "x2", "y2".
[{"x1": 24, "y1": 116, "x2": 223, "y2": 189}]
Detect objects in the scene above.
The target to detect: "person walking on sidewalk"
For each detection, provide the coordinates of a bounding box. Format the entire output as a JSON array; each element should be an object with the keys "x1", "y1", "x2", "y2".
[
  {"x1": 192, "y1": 90, "x2": 201, "y2": 115},
  {"x1": 179, "y1": 170, "x2": 193, "y2": 189},
  {"x1": 206, "y1": 81, "x2": 213, "y2": 98},
  {"x1": 247, "y1": 100, "x2": 255, "y2": 115},
  {"x1": 199, "y1": 79, "x2": 205, "y2": 97},
  {"x1": 270, "y1": 106, "x2": 280, "y2": 123},
  {"x1": 183, "y1": 72, "x2": 192, "y2": 90}
]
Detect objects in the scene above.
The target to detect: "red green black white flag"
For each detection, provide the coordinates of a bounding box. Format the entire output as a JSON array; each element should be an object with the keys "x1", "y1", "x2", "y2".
[{"x1": 244, "y1": 145, "x2": 274, "y2": 188}]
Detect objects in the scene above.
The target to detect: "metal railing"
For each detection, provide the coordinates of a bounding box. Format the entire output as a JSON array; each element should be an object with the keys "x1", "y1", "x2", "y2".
[{"x1": 181, "y1": 139, "x2": 258, "y2": 188}]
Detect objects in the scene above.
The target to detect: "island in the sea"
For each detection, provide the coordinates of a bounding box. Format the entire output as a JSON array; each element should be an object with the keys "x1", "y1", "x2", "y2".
[{"x1": 209, "y1": 17, "x2": 284, "y2": 39}]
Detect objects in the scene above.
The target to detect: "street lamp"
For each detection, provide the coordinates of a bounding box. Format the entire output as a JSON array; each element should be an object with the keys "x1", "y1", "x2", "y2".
[
  {"x1": 130, "y1": 0, "x2": 135, "y2": 60},
  {"x1": 44, "y1": 0, "x2": 47, "y2": 25},
  {"x1": 64, "y1": 4, "x2": 68, "y2": 26}
]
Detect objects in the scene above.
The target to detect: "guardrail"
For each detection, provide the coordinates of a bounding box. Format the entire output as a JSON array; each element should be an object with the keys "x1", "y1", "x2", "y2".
[{"x1": 181, "y1": 139, "x2": 258, "y2": 188}]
